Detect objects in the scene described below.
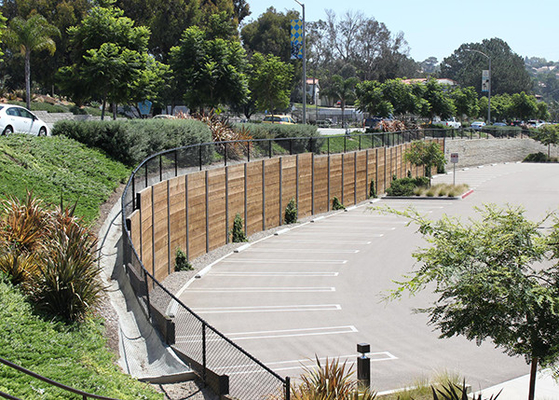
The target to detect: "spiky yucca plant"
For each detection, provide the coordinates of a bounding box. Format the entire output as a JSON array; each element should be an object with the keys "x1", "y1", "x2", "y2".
[
  {"x1": 0, "y1": 192, "x2": 50, "y2": 285},
  {"x1": 291, "y1": 357, "x2": 376, "y2": 400},
  {"x1": 432, "y1": 381, "x2": 501, "y2": 400},
  {"x1": 32, "y1": 207, "x2": 103, "y2": 322}
]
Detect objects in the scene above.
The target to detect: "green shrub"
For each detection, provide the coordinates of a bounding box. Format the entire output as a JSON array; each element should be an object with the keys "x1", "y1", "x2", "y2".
[
  {"x1": 236, "y1": 122, "x2": 324, "y2": 154},
  {"x1": 523, "y1": 152, "x2": 550, "y2": 163},
  {"x1": 369, "y1": 179, "x2": 377, "y2": 198},
  {"x1": 386, "y1": 177, "x2": 429, "y2": 197},
  {"x1": 284, "y1": 199, "x2": 298, "y2": 224},
  {"x1": 174, "y1": 248, "x2": 192, "y2": 272},
  {"x1": 332, "y1": 196, "x2": 345, "y2": 210},
  {"x1": 231, "y1": 213, "x2": 247, "y2": 243},
  {"x1": 52, "y1": 119, "x2": 213, "y2": 166},
  {"x1": 483, "y1": 125, "x2": 521, "y2": 138}
]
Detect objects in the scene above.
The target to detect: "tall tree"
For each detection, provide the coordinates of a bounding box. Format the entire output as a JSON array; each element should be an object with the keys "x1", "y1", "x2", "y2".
[
  {"x1": 240, "y1": 7, "x2": 298, "y2": 62},
  {"x1": 418, "y1": 78, "x2": 456, "y2": 121},
  {"x1": 385, "y1": 204, "x2": 559, "y2": 400},
  {"x1": 249, "y1": 52, "x2": 293, "y2": 115},
  {"x1": 440, "y1": 38, "x2": 532, "y2": 96},
  {"x1": 58, "y1": 2, "x2": 159, "y2": 118},
  {"x1": 451, "y1": 86, "x2": 479, "y2": 121},
  {"x1": 169, "y1": 26, "x2": 249, "y2": 112},
  {"x1": 355, "y1": 80, "x2": 393, "y2": 118},
  {"x1": 308, "y1": 10, "x2": 413, "y2": 82},
  {"x1": 4, "y1": 14, "x2": 60, "y2": 109}
]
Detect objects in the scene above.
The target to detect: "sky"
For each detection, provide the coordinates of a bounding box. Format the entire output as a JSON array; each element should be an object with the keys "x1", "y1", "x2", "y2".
[{"x1": 246, "y1": 0, "x2": 559, "y2": 64}]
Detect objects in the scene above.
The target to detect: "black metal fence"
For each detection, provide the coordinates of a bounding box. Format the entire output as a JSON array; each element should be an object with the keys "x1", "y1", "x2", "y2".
[{"x1": 120, "y1": 127, "x2": 532, "y2": 398}]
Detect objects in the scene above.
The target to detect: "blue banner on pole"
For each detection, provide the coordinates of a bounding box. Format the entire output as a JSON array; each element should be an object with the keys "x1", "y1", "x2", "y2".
[{"x1": 291, "y1": 19, "x2": 303, "y2": 60}]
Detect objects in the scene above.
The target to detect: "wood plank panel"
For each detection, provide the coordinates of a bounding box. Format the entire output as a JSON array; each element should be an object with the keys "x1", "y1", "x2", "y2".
[
  {"x1": 297, "y1": 153, "x2": 313, "y2": 218},
  {"x1": 245, "y1": 162, "x2": 263, "y2": 236},
  {"x1": 313, "y1": 155, "x2": 329, "y2": 214}
]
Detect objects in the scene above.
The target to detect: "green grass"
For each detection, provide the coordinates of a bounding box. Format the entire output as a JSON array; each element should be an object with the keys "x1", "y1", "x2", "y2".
[
  {"x1": 0, "y1": 276, "x2": 162, "y2": 399},
  {"x1": 0, "y1": 135, "x2": 130, "y2": 223}
]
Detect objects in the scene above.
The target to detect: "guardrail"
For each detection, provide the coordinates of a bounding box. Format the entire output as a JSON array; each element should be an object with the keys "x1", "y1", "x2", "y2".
[
  {"x1": 0, "y1": 357, "x2": 119, "y2": 400},
  {"x1": 120, "y1": 127, "x2": 531, "y2": 398}
]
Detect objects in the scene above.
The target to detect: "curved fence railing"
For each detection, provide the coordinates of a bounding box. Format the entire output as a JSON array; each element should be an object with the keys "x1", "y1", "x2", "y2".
[
  {"x1": 120, "y1": 127, "x2": 531, "y2": 399},
  {"x1": 0, "y1": 357, "x2": 119, "y2": 400}
]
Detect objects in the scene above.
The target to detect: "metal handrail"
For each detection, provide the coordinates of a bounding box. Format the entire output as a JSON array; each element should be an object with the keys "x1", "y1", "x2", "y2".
[{"x1": 0, "y1": 357, "x2": 120, "y2": 400}]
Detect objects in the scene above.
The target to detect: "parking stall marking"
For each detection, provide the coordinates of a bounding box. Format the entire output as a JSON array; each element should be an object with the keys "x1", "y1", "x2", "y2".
[
  {"x1": 220, "y1": 259, "x2": 348, "y2": 265},
  {"x1": 208, "y1": 271, "x2": 339, "y2": 277},
  {"x1": 191, "y1": 304, "x2": 342, "y2": 314},
  {"x1": 185, "y1": 286, "x2": 336, "y2": 293}
]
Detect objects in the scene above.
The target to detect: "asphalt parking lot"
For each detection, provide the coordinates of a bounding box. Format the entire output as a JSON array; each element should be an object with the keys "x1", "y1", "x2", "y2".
[{"x1": 177, "y1": 162, "x2": 559, "y2": 392}]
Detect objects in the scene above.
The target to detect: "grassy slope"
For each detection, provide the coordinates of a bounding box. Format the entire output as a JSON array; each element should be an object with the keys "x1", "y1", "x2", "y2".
[
  {"x1": 0, "y1": 135, "x2": 130, "y2": 223},
  {"x1": 0, "y1": 135, "x2": 162, "y2": 399}
]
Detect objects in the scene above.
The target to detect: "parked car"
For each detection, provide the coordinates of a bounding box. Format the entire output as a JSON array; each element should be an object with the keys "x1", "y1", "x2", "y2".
[
  {"x1": 442, "y1": 117, "x2": 461, "y2": 129},
  {"x1": 153, "y1": 114, "x2": 176, "y2": 119},
  {"x1": 262, "y1": 115, "x2": 295, "y2": 124},
  {"x1": 0, "y1": 105, "x2": 50, "y2": 136},
  {"x1": 470, "y1": 121, "x2": 486, "y2": 131},
  {"x1": 492, "y1": 122, "x2": 507, "y2": 127}
]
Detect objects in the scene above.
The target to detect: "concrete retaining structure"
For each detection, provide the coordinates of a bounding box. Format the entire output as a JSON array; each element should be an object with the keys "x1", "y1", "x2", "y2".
[{"x1": 445, "y1": 137, "x2": 559, "y2": 168}]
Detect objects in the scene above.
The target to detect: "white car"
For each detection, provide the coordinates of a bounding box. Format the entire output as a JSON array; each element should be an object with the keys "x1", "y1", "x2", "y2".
[{"x1": 0, "y1": 104, "x2": 50, "y2": 136}]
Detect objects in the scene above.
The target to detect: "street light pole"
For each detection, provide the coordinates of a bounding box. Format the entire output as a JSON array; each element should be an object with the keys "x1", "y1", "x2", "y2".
[
  {"x1": 294, "y1": 0, "x2": 306, "y2": 124},
  {"x1": 467, "y1": 48, "x2": 491, "y2": 123}
]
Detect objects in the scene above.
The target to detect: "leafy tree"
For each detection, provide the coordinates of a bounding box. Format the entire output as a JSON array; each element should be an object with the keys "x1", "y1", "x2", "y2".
[
  {"x1": 532, "y1": 124, "x2": 559, "y2": 159},
  {"x1": 169, "y1": 26, "x2": 249, "y2": 112},
  {"x1": 381, "y1": 78, "x2": 417, "y2": 117},
  {"x1": 355, "y1": 80, "x2": 393, "y2": 118},
  {"x1": 4, "y1": 14, "x2": 60, "y2": 109},
  {"x1": 419, "y1": 56, "x2": 438, "y2": 74},
  {"x1": 321, "y1": 75, "x2": 359, "y2": 125},
  {"x1": 418, "y1": 78, "x2": 456, "y2": 121},
  {"x1": 249, "y1": 52, "x2": 293, "y2": 115},
  {"x1": 0, "y1": 12, "x2": 6, "y2": 61},
  {"x1": 403, "y1": 140, "x2": 445, "y2": 182},
  {"x1": 385, "y1": 204, "x2": 559, "y2": 400},
  {"x1": 58, "y1": 2, "x2": 156, "y2": 118},
  {"x1": 440, "y1": 38, "x2": 532, "y2": 96},
  {"x1": 510, "y1": 92, "x2": 538, "y2": 121},
  {"x1": 450, "y1": 86, "x2": 479, "y2": 122},
  {"x1": 240, "y1": 7, "x2": 298, "y2": 62}
]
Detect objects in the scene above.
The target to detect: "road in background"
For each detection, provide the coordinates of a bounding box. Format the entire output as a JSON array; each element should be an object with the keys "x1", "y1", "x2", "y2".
[{"x1": 178, "y1": 162, "x2": 559, "y2": 392}]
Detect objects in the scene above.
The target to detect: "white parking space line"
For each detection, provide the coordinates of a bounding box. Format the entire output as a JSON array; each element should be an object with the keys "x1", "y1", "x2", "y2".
[
  {"x1": 274, "y1": 239, "x2": 378, "y2": 244},
  {"x1": 211, "y1": 352, "x2": 398, "y2": 376},
  {"x1": 244, "y1": 249, "x2": 360, "y2": 254},
  {"x1": 176, "y1": 326, "x2": 358, "y2": 344},
  {"x1": 208, "y1": 271, "x2": 339, "y2": 277},
  {"x1": 226, "y1": 325, "x2": 358, "y2": 340},
  {"x1": 191, "y1": 304, "x2": 342, "y2": 314},
  {"x1": 221, "y1": 259, "x2": 348, "y2": 264},
  {"x1": 186, "y1": 286, "x2": 336, "y2": 293}
]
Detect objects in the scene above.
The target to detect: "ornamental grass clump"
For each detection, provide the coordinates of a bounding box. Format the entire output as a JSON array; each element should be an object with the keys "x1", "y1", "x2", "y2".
[{"x1": 0, "y1": 192, "x2": 104, "y2": 322}]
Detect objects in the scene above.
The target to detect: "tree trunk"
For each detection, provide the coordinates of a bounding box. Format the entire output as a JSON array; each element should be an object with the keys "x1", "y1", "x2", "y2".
[
  {"x1": 528, "y1": 357, "x2": 538, "y2": 400},
  {"x1": 25, "y1": 50, "x2": 31, "y2": 110},
  {"x1": 101, "y1": 97, "x2": 106, "y2": 121},
  {"x1": 112, "y1": 103, "x2": 117, "y2": 120}
]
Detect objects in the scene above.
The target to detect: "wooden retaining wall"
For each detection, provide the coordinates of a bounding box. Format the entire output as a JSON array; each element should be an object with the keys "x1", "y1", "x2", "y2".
[{"x1": 126, "y1": 141, "x2": 442, "y2": 284}]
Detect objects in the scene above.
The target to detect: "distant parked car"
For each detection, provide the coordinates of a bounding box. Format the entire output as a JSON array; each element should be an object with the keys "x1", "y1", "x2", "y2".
[
  {"x1": 0, "y1": 104, "x2": 50, "y2": 136},
  {"x1": 492, "y1": 122, "x2": 507, "y2": 127},
  {"x1": 153, "y1": 114, "x2": 176, "y2": 119},
  {"x1": 470, "y1": 121, "x2": 486, "y2": 130},
  {"x1": 442, "y1": 117, "x2": 461, "y2": 129},
  {"x1": 262, "y1": 115, "x2": 295, "y2": 124}
]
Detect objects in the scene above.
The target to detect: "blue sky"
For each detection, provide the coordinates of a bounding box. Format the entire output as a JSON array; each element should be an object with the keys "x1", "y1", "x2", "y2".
[{"x1": 246, "y1": 0, "x2": 559, "y2": 63}]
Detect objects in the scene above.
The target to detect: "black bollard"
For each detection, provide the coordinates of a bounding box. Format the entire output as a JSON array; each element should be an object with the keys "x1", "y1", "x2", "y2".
[{"x1": 357, "y1": 343, "x2": 371, "y2": 389}]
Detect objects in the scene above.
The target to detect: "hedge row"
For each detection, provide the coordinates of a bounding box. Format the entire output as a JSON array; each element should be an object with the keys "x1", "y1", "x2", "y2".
[{"x1": 52, "y1": 119, "x2": 212, "y2": 166}]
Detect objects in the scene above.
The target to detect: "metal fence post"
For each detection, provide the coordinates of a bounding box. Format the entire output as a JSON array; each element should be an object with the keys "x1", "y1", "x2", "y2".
[
  {"x1": 285, "y1": 377, "x2": 291, "y2": 400},
  {"x1": 199, "y1": 144, "x2": 203, "y2": 171},
  {"x1": 202, "y1": 323, "x2": 207, "y2": 384}
]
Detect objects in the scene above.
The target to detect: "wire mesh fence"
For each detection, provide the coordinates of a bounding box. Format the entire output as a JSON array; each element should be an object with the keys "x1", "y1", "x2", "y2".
[{"x1": 120, "y1": 127, "x2": 532, "y2": 398}]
